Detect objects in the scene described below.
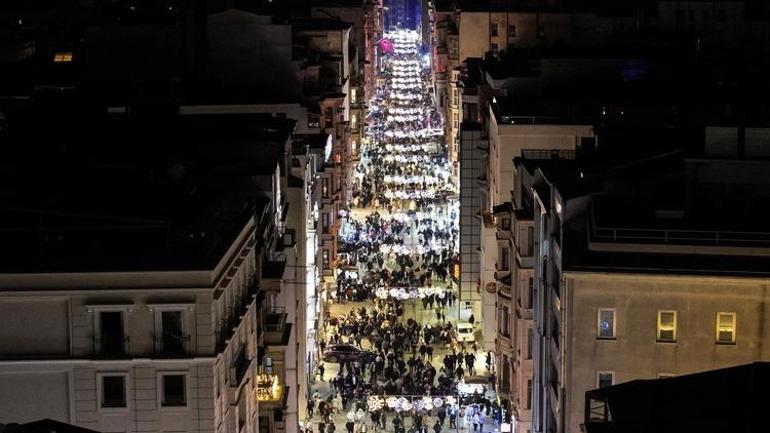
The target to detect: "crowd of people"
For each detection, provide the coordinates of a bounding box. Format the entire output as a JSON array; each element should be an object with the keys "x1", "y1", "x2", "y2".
[{"x1": 303, "y1": 29, "x2": 500, "y2": 433}]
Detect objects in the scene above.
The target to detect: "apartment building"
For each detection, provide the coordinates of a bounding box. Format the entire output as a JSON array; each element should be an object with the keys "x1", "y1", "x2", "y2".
[
  {"x1": 518, "y1": 127, "x2": 770, "y2": 433},
  {"x1": 455, "y1": 1, "x2": 639, "y2": 62},
  {"x1": 481, "y1": 98, "x2": 594, "y2": 433},
  {"x1": 294, "y1": 19, "x2": 354, "y2": 284},
  {"x1": 0, "y1": 114, "x2": 306, "y2": 433}
]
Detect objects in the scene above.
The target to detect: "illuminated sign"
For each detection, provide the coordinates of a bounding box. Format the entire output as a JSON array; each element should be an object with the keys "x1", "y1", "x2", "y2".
[{"x1": 256, "y1": 374, "x2": 282, "y2": 401}]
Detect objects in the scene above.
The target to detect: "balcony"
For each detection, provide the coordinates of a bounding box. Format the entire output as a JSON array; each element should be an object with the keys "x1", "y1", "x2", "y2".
[
  {"x1": 261, "y1": 254, "x2": 287, "y2": 291},
  {"x1": 264, "y1": 307, "x2": 292, "y2": 346},
  {"x1": 93, "y1": 336, "x2": 130, "y2": 358},
  {"x1": 230, "y1": 348, "x2": 252, "y2": 387},
  {"x1": 153, "y1": 332, "x2": 192, "y2": 358}
]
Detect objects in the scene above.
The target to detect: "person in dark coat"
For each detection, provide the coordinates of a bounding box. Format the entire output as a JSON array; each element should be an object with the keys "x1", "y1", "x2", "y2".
[{"x1": 437, "y1": 405, "x2": 446, "y2": 426}]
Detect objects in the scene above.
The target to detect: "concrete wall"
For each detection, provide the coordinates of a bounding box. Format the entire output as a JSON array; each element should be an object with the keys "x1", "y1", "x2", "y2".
[{"x1": 565, "y1": 273, "x2": 770, "y2": 433}]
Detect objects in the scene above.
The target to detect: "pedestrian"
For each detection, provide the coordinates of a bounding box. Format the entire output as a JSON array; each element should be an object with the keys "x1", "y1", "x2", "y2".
[
  {"x1": 436, "y1": 405, "x2": 446, "y2": 426},
  {"x1": 318, "y1": 362, "x2": 326, "y2": 382},
  {"x1": 433, "y1": 421, "x2": 441, "y2": 433},
  {"x1": 319, "y1": 421, "x2": 326, "y2": 433},
  {"x1": 468, "y1": 314, "x2": 475, "y2": 326},
  {"x1": 346, "y1": 421, "x2": 355, "y2": 433},
  {"x1": 328, "y1": 422, "x2": 336, "y2": 433},
  {"x1": 448, "y1": 405, "x2": 457, "y2": 429},
  {"x1": 307, "y1": 397, "x2": 315, "y2": 418}
]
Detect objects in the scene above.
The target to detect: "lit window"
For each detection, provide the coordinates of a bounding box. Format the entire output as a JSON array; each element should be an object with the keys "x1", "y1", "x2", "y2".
[
  {"x1": 597, "y1": 371, "x2": 614, "y2": 388},
  {"x1": 657, "y1": 311, "x2": 677, "y2": 342},
  {"x1": 597, "y1": 309, "x2": 615, "y2": 339},
  {"x1": 351, "y1": 114, "x2": 358, "y2": 129},
  {"x1": 53, "y1": 52, "x2": 73, "y2": 63},
  {"x1": 716, "y1": 312, "x2": 736, "y2": 344},
  {"x1": 351, "y1": 88, "x2": 357, "y2": 104}
]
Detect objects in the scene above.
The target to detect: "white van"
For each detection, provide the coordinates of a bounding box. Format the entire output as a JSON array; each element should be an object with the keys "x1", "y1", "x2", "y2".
[{"x1": 456, "y1": 322, "x2": 475, "y2": 342}]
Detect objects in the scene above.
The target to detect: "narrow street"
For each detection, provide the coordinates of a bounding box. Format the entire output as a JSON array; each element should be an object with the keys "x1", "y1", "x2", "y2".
[{"x1": 303, "y1": 29, "x2": 501, "y2": 433}]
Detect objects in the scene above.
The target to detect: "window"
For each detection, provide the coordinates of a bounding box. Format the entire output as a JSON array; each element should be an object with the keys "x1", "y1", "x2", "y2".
[
  {"x1": 526, "y1": 327, "x2": 533, "y2": 359},
  {"x1": 160, "y1": 310, "x2": 185, "y2": 354},
  {"x1": 322, "y1": 250, "x2": 330, "y2": 270},
  {"x1": 490, "y1": 43, "x2": 498, "y2": 53},
  {"x1": 597, "y1": 309, "x2": 616, "y2": 339},
  {"x1": 526, "y1": 226, "x2": 534, "y2": 256},
  {"x1": 501, "y1": 217, "x2": 511, "y2": 230},
  {"x1": 499, "y1": 305, "x2": 510, "y2": 337},
  {"x1": 490, "y1": 23, "x2": 498, "y2": 36},
  {"x1": 527, "y1": 277, "x2": 534, "y2": 309},
  {"x1": 351, "y1": 88, "x2": 357, "y2": 104},
  {"x1": 657, "y1": 373, "x2": 675, "y2": 379},
  {"x1": 597, "y1": 371, "x2": 614, "y2": 389},
  {"x1": 500, "y1": 355, "x2": 510, "y2": 393},
  {"x1": 716, "y1": 312, "x2": 736, "y2": 344},
  {"x1": 53, "y1": 51, "x2": 73, "y2": 63},
  {"x1": 657, "y1": 311, "x2": 677, "y2": 342},
  {"x1": 275, "y1": 112, "x2": 286, "y2": 119},
  {"x1": 161, "y1": 374, "x2": 187, "y2": 407},
  {"x1": 499, "y1": 247, "x2": 510, "y2": 271},
  {"x1": 98, "y1": 311, "x2": 126, "y2": 355},
  {"x1": 322, "y1": 212, "x2": 330, "y2": 234},
  {"x1": 537, "y1": 25, "x2": 545, "y2": 38},
  {"x1": 100, "y1": 374, "x2": 127, "y2": 408},
  {"x1": 351, "y1": 114, "x2": 358, "y2": 129},
  {"x1": 507, "y1": 25, "x2": 516, "y2": 37}
]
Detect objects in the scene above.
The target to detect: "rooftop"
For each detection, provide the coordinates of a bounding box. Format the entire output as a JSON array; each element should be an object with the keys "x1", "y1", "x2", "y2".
[
  {"x1": 0, "y1": 113, "x2": 288, "y2": 273},
  {"x1": 518, "y1": 132, "x2": 770, "y2": 277},
  {"x1": 585, "y1": 362, "x2": 770, "y2": 433}
]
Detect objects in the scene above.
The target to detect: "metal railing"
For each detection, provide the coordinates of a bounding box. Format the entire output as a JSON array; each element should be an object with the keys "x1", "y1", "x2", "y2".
[
  {"x1": 593, "y1": 226, "x2": 770, "y2": 248},
  {"x1": 93, "y1": 336, "x2": 130, "y2": 357},
  {"x1": 153, "y1": 332, "x2": 191, "y2": 357},
  {"x1": 521, "y1": 149, "x2": 577, "y2": 160}
]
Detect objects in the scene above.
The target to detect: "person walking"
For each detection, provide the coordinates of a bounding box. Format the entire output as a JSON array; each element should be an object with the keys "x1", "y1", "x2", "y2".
[
  {"x1": 433, "y1": 421, "x2": 441, "y2": 433},
  {"x1": 318, "y1": 362, "x2": 326, "y2": 382},
  {"x1": 448, "y1": 404, "x2": 457, "y2": 428},
  {"x1": 346, "y1": 421, "x2": 355, "y2": 433},
  {"x1": 307, "y1": 397, "x2": 315, "y2": 418},
  {"x1": 437, "y1": 405, "x2": 446, "y2": 426}
]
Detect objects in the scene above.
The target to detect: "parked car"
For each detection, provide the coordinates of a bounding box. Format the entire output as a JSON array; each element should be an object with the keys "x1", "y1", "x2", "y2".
[
  {"x1": 456, "y1": 322, "x2": 476, "y2": 343},
  {"x1": 322, "y1": 344, "x2": 376, "y2": 363}
]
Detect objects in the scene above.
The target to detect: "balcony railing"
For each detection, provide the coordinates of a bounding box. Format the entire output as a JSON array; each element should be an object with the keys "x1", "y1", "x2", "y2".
[
  {"x1": 93, "y1": 336, "x2": 130, "y2": 358},
  {"x1": 592, "y1": 226, "x2": 770, "y2": 248},
  {"x1": 230, "y1": 348, "x2": 251, "y2": 386},
  {"x1": 153, "y1": 332, "x2": 191, "y2": 357},
  {"x1": 263, "y1": 307, "x2": 292, "y2": 346}
]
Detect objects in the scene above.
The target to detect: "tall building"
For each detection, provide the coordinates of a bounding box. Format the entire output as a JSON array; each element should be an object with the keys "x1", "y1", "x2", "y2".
[
  {"x1": 483, "y1": 98, "x2": 595, "y2": 433},
  {"x1": 518, "y1": 127, "x2": 770, "y2": 433}
]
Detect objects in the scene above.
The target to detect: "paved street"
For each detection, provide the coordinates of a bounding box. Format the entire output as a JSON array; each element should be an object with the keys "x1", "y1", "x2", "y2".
[{"x1": 303, "y1": 28, "x2": 500, "y2": 433}]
